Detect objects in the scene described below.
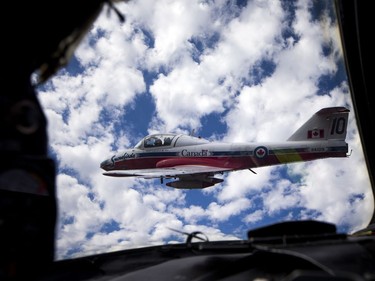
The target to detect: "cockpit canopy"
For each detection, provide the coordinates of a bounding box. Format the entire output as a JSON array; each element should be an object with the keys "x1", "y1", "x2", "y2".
[{"x1": 134, "y1": 133, "x2": 209, "y2": 150}]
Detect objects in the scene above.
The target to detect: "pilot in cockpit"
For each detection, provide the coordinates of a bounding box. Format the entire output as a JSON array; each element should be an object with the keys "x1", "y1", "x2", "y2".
[
  {"x1": 154, "y1": 138, "x2": 162, "y2": 146},
  {"x1": 164, "y1": 137, "x2": 172, "y2": 145}
]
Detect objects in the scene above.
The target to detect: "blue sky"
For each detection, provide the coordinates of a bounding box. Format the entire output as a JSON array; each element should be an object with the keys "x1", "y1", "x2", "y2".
[{"x1": 36, "y1": 0, "x2": 373, "y2": 260}]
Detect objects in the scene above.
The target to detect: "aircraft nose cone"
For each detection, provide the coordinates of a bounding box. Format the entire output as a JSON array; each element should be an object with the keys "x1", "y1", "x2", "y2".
[{"x1": 100, "y1": 159, "x2": 113, "y2": 170}]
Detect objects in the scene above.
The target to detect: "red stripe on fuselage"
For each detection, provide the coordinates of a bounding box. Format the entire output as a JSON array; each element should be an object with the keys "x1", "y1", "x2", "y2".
[
  {"x1": 156, "y1": 158, "x2": 243, "y2": 168},
  {"x1": 112, "y1": 156, "x2": 254, "y2": 170}
]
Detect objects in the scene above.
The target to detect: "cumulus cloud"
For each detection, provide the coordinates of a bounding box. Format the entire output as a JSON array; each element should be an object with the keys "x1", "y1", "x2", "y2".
[{"x1": 36, "y1": 0, "x2": 373, "y2": 260}]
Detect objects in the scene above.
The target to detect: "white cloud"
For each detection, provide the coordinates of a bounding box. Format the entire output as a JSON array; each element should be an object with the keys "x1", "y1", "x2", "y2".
[
  {"x1": 171, "y1": 205, "x2": 206, "y2": 225},
  {"x1": 207, "y1": 198, "x2": 252, "y2": 221},
  {"x1": 55, "y1": 174, "x2": 105, "y2": 258},
  {"x1": 148, "y1": 0, "x2": 285, "y2": 132},
  {"x1": 217, "y1": 168, "x2": 273, "y2": 202},
  {"x1": 243, "y1": 209, "x2": 265, "y2": 224},
  {"x1": 35, "y1": 0, "x2": 373, "y2": 260},
  {"x1": 262, "y1": 178, "x2": 301, "y2": 214}
]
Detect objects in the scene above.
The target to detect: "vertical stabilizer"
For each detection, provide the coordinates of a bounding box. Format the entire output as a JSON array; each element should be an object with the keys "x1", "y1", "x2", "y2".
[{"x1": 287, "y1": 107, "x2": 349, "y2": 141}]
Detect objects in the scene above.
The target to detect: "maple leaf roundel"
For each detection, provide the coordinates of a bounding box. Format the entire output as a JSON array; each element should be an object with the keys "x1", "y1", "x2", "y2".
[{"x1": 254, "y1": 146, "x2": 268, "y2": 159}]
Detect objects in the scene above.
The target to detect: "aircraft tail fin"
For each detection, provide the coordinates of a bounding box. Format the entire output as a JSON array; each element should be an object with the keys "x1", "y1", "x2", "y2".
[{"x1": 287, "y1": 107, "x2": 350, "y2": 141}]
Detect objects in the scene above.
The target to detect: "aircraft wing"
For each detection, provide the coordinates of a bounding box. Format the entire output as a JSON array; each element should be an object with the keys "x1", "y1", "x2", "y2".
[{"x1": 102, "y1": 165, "x2": 232, "y2": 178}]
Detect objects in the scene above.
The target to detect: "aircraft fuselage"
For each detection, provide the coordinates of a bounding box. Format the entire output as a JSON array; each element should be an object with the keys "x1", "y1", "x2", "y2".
[{"x1": 100, "y1": 140, "x2": 348, "y2": 172}]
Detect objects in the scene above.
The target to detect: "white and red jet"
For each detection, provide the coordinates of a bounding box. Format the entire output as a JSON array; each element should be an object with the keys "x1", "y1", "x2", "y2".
[{"x1": 100, "y1": 107, "x2": 350, "y2": 189}]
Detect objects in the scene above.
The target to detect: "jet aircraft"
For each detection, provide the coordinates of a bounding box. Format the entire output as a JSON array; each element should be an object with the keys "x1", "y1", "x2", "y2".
[{"x1": 100, "y1": 107, "x2": 350, "y2": 189}]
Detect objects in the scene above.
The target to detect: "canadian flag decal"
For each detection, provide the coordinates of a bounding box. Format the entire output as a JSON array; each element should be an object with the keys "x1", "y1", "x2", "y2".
[{"x1": 307, "y1": 129, "x2": 324, "y2": 139}]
